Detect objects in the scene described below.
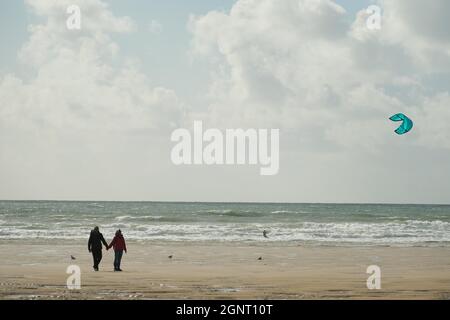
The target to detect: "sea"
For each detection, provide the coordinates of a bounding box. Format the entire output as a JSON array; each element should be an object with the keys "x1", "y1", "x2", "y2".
[{"x1": 1, "y1": 201, "x2": 449, "y2": 246}]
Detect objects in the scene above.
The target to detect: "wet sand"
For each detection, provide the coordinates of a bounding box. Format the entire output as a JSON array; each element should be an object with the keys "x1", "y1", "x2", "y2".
[{"x1": 0, "y1": 241, "x2": 449, "y2": 299}]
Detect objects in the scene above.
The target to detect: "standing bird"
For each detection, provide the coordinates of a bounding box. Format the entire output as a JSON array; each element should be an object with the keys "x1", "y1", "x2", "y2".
[
  {"x1": 263, "y1": 230, "x2": 269, "y2": 238},
  {"x1": 70, "y1": 255, "x2": 76, "y2": 260}
]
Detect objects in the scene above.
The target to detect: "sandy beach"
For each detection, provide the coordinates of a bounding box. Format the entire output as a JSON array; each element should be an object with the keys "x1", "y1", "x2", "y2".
[{"x1": 0, "y1": 241, "x2": 449, "y2": 300}]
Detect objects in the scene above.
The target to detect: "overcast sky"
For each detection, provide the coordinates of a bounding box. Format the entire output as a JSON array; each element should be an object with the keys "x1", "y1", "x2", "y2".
[{"x1": 0, "y1": 0, "x2": 449, "y2": 204}]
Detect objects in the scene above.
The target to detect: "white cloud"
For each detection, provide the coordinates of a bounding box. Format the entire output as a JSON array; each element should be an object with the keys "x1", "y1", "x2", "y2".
[
  {"x1": 189, "y1": 0, "x2": 450, "y2": 152},
  {"x1": 0, "y1": 0, "x2": 184, "y2": 135},
  {"x1": 0, "y1": 0, "x2": 187, "y2": 200}
]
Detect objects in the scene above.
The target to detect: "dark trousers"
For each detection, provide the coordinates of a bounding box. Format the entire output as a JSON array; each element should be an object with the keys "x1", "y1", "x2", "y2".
[
  {"x1": 92, "y1": 249, "x2": 102, "y2": 269},
  {"x1": 114, "y1": 250, "x2": 123, "y2": 270}
]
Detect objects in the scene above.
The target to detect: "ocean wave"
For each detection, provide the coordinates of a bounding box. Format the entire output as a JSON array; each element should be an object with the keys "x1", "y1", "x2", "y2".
[
  {"x1": 196, "y1": 209, "x2": 234, "y2": 214},
  {"x1": 269, "y1": 210, "x2": 313, "y2": 214},
  {"x1": 1, "y1": 219, "x2": 450, "y2": 245},
  {"x1": 271, "y1": 210, "x2": 296, "y2": 214},
  {"x1": 114, "y1": 215, "x2": 165, "y2": 221},
  {"x1": 195, "y1": 209, "x2": 262, "y2": 217},
  {"x1": 404, "y1": 219, "x2": 449, "y2": 226},
  {"x1": 114, "y1": 215, "x2": 133, "y2": 221},
  {"x1": 88, "y1": 203, "x2": 105, "y2": 208}
]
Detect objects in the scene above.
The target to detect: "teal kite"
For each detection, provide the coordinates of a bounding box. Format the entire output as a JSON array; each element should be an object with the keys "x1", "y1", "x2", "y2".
[{"x1": 389, "y1": 113, "x2": 413, "y2": 135}]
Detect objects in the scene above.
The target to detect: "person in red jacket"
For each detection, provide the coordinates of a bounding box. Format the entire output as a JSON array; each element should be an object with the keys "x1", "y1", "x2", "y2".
[{"x1": 108, "y1": 229, "x2": 127, "y2": 271}]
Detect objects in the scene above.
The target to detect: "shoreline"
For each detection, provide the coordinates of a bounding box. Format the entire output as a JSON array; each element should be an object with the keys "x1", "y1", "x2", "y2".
[{"x1": 1, "y1": 241, "x2": 450, "y2": 300}]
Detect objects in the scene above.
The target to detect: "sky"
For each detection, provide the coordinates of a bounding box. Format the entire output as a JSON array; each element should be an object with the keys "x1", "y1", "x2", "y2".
[{"x1": 0, "y1": 0, "x2": 449, "y2": 204}]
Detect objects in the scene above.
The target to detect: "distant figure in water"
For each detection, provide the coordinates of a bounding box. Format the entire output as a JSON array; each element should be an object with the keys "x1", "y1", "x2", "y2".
[
  {"x1": 263, "y1": 230, "x2": 269, "y2": 238},
  {"x1": 88, "y1": 226, "x2": 108, "y2": 271},
  {"x1": 108, "y1": 229, "x2": 127, "y2": 272}
]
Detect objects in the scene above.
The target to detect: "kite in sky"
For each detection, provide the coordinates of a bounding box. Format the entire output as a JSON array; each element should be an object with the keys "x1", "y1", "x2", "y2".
[{"x1": 389, "y1": 113, "x2": 413, "y2": 135}]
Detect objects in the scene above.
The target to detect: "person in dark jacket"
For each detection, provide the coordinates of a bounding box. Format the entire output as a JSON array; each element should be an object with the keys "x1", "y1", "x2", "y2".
[
  {"x1": 108, "y1": 229, "x2": 127, "y2": 272},
  {"x1": 88, "y1": 226, "x2": 108, "y2": 271}
]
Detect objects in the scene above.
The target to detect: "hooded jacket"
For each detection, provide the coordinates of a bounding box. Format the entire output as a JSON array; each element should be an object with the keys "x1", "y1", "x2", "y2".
[
  {"x1": 88, "y1": 229, "x2": 108, "y2": 251},
  {"x1": 109, "y1": 233, "x2": 127, "y2": 252}
]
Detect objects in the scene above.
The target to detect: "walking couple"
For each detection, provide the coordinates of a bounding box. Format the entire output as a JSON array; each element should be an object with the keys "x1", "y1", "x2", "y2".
[{"x1": 88, "y1": 226, "x2": 127, "y2": 272}]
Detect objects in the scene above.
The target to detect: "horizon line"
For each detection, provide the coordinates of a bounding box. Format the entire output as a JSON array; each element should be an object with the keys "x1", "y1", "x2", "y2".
[{"x1": 0, "y1": 199, "x2": 449, "y2": 206}]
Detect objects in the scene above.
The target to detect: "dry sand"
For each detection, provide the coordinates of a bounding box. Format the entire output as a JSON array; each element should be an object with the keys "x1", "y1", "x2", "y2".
[{"x1": 0, "y1": 240, "x2": 449, "y2": 299}]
